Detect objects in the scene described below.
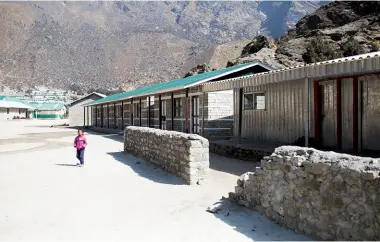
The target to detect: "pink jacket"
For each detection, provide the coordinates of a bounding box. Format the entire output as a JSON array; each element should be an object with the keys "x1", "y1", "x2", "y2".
[{"x1": 74, "y1": 135, "x2": 87, "y2": 150}]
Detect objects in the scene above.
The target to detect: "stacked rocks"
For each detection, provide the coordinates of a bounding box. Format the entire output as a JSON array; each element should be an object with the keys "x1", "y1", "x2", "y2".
[
  {"x1": 230, "y1": 146, "x2": 380, "y2": 240},
  {"x1": 124, "y1": 126, "x2": 209, "y2": 185}
]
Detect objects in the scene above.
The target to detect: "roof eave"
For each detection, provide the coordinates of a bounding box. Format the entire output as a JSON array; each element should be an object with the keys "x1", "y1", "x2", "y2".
[
  {"x1": 84, "y1": 61, "x2": 274, "y2": 106},
  {"x1": 184, "y1": 62, "x2": 272, "y2": 89}
]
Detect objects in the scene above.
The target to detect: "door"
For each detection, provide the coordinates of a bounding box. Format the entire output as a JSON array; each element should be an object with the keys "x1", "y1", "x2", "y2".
[
  {"x1": 161, "y1": 100, "x2": 167, "y2": 130},
  {"x1": 191, "y1": 96, "x2": 200, "y2": 134},
  {"x1": 319, "y1": 81, "x2": 337, "y2": 148},
  {"x1": 360, "y1": 77, "x2": 380, "y2": 151}
]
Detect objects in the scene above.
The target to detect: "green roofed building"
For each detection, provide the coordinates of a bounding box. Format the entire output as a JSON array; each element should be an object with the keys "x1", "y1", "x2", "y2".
[
  {"x1": 83, "y1": 61, "x2": 273, "y2": 138},
  {"x1": 0, "y1": 96, "x2": 35, "y2": 120},
  {"x1": 28, "y1": 102, "x2": 67, "y2": 119}
]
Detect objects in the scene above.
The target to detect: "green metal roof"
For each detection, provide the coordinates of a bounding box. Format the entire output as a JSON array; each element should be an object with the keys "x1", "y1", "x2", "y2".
[
  {"x1": 85, "y1": 61, "x2": 273, "y2": 106},
  {"x1": 0, "y1": 96, "x2": 23, "y2": 102},
  {"x1": 0, "y1": 96, "x2": 36, "y2": 110},
  {"x1": 28, "y1": 102, "x2": 66, "y2": 111}
]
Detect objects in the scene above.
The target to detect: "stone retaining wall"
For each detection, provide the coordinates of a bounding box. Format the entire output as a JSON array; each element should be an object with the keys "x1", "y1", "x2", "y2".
[
  {"x1": 230, "y1": 146, "x2": 380, "y2": 240},
  {"x1": 124, "y1": 126, "x2": 209, "y2": 185}
]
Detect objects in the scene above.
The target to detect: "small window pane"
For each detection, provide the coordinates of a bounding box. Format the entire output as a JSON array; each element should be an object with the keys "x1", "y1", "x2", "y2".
[
  {"x1": 175, "y1": 98, "x2": 183, "y2": 117},
  {"x1": 244, "y1": 94, "x2": 253, "y2": 110},
  {"x1": 254, "y1": 93, "x2": 265, "y2": 110}
]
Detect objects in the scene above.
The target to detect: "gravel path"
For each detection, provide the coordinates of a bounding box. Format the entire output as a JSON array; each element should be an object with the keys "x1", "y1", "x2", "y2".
[{"x1": 0, "y1": 120, "x2": 310, "y2": 241}]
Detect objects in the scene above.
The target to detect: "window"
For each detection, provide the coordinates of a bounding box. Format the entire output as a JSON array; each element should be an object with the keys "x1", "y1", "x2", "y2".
[
  {"x1": 133, "y1": 103, "x2": 140, "y2": 118},
  {"x1": 244, "y1": 94, "x2": 254, "y2": 110},
  {"x1": 118, "y1": 105, "x2": 122, "y2": 118},
  {"x1": 254, "y1": 93, "x2": 266, "y2": 110},
  {"x1": 244, "y1": 92, "x2": 266, "y2": 110},
  {"x1": 147, "y1": 96, "x2": 154, "y2": 106},
  {"x1": 174, "y1": 98, "x2": 184, "y2": 117}
]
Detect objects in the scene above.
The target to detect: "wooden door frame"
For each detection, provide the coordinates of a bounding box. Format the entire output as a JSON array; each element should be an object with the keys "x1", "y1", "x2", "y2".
[
  {"x1": 314, "y1": 80, "x2": 340, "y2": 149},
  {"x1": 313, "y1": 75, "x2": 368, "y2": 151},
  {"x1": 191, "y1": 96, "x2": 200, "y2": 134}
]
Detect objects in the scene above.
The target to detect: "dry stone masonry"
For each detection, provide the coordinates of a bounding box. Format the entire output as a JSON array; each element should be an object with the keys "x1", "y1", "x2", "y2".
[
  {"x1": 230, "y1": 146, "x2": 380, "y2": 240},
  {"x1": 124, "y1": 126, "x2": 209, "y2": 185}
]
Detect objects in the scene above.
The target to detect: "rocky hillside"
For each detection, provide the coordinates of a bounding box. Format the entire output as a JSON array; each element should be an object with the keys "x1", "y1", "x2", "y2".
[
  {"x1": 0, "y1": 1, "x2": 326, "y2": 92},
  {"x1": 226, "y1": 1, "x2": 380, "y2": 69}
]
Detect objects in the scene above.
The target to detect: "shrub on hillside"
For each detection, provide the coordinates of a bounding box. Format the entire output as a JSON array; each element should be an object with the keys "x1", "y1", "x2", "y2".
[
  {"x1": 370, "y1": 41, "x2": 380, "y2": 51},
  {"x1": 302, "y1": 35, "x2": 341, "y2": 63},
  {"x1": 341, "y1": 36, "x2": 364, "y2": 57}
]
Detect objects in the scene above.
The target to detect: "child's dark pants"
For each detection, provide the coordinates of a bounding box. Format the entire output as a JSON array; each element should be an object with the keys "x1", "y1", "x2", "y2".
[{"x1": 76, "y1": 148, "x2": 85, "y2": 165}]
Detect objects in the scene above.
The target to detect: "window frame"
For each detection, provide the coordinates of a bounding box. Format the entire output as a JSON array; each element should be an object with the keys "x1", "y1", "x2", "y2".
[
  {"x1": 134, "y1": 103, "x2": 140, "y2": 118},
  {"x1": 243, "y1": 91, "x2": 266, "y2": 111},
  {"x1": 253, "y1": 92, "x2": 266, "y2": 110},
  {"x1": 174, "y1": 98, "x2": 184, "y2": 117},
  {"x1": 243, "y1": 93, "x2": 254, "y2": 110}
]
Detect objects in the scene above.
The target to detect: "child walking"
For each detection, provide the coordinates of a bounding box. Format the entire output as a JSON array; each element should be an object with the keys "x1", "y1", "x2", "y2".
[{"x1": 74, "y1": 129, "x2": 87, "y2": 167}]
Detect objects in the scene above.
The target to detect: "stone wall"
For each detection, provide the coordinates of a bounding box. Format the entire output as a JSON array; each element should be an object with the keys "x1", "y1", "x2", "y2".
[
  {"x1": 124, "y1": 126, "x2": 209, "y2": 185},
  {"x1": 210, "y1": 140, "x2": 271, "y2": 162},
  {"x1": 230, "y1": 146, "x2": 380, "y2": 240}
]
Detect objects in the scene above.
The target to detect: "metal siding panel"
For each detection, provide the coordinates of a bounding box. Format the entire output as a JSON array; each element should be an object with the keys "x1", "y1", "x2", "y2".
[
  {"x1": 341, "y1": 78, "x2": 354, "y2": 150},
  {"x1": 267, "y1": 83, "x2": 272, "y2": 140},
  {"x1": 280, "y1": 81, "x2": 285, "y2": 141},
  {"x1": 290, "y1": 82, "x2": 296, "y2": 142},
  {"x1": 299, "y1": 80, "x2": 305, "y2": 142},
  {"x1": 233, "y1": 89, "x2": 238, "y2": 136},
  {"x1": 308, "y1": 79, "x2": 313, "y2": 139},
  {"x1": 361, "y1": 74, "x2": 380, "y2": 151},
  {"x1": 285, "y1": 82, "x2": 292, "y2": 141},
  {"x1": 294, "y1": 81, "x2": 300, "y2": 142},
  {"x1": 259, "y1": 85, "x2": 264, "y2": 139},
  {"x1": 273, "y1": 82, "x2": 279, "y2": 142}
]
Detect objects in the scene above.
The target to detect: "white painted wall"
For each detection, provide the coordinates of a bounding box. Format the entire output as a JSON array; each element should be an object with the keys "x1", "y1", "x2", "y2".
[{"x1": 0, "y1": 108, "x2": 27, "y2": 120}]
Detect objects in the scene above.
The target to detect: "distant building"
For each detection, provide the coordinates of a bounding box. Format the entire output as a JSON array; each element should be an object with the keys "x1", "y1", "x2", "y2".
[
  {"x1": 0, "y1": 96, "x2": 35, "y2": 120},
  {"x1": 68, "y1": 92, "x2": 106, "y2": 127},
  {"x1": 28, "y1": 102, "x2": 67, "y2": 119}
]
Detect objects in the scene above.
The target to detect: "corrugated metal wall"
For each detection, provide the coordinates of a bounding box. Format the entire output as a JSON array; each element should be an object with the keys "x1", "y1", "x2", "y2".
[
  {"x1": 359, "y1": 74, "x2": 380, "y2": 151},
  {"x1": 203, "y1": 54, "x2": 380, "y2": 93},
  {"x1": 341, "y1": 78, "x2": 354, "y2": 150},
  {"x1": 235, "y1": 79, "x2": 310, "y2": 144}
]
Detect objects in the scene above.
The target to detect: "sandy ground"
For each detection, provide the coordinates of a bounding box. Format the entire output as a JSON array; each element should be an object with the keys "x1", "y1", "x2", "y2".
[{"x1": 0, "y1": 120, "x2": 310, "y2": 241}]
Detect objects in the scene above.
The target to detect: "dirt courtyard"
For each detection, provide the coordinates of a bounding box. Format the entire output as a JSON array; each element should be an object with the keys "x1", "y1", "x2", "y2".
[{"x1": 0, "y1": 120, "x2": 310, "y2": 241}]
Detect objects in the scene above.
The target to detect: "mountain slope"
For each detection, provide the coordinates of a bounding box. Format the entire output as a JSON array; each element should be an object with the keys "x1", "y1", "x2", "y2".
[
  {"x1": 224, "y1": 1, "x2": 380, "y2": 69},
  {"x1": 0, "y1": 1, "x2": 326, "y2": 91}
]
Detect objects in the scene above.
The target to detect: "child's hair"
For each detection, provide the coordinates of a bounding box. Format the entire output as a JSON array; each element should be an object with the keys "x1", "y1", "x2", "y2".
[{"x1": 78, "y1": 129, "x2": 83, "y2": 133}]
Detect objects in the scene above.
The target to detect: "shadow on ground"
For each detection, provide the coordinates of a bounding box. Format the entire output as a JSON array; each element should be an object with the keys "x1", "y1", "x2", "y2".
[
  {"x1": 55, "y1": 164, "x2": 79, "y2": 167},
  {"x1": 209, "y1": 153, "x2": 256, "y2": 176},
  {"x1": 210, "y1": 199, "x2": 311, "y2": 241},
  {"x1": 81, "y1": 128, "x2": 257, "y2": 177},
  {"x1": 81, "y1": 129, "x2": 124, "y2": 143},
  {"x1": 107, "y1": 151, "x2": 185, "y2": 186}
]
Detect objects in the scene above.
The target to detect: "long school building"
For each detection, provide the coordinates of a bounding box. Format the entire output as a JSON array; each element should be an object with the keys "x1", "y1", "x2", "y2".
[
  {"x1": 84, "y1": 62, "x2": 273, "y2": 138},
  {"x1": 202, "y1": 51, "x2": 380, "y2": 153}
]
